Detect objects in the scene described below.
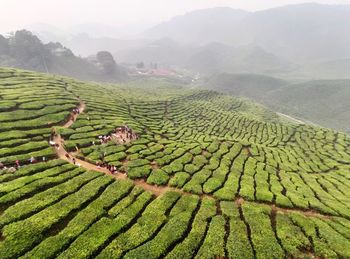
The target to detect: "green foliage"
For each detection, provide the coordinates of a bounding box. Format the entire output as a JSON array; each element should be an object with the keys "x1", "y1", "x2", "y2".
[
  {"x1": 0, "y1": 68, "x2": 350, "y2": 259},
  {"x1": 127, "y1": 165, "x2": 152, "y2": 179},
  {"x1": 168, "y1": 172, "x2": 190, "y2": 188},
  {"x1": 195, "y1": 215, "x2": 226, "y2": 259},
  {"x1": 147, "y1": 169, "x2": 169, "y2": 185}
]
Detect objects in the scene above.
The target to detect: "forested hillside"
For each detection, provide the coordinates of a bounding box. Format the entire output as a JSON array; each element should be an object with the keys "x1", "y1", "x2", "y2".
[{"x1": 0, "y1": 30, "x2": 127, "y2": 82}]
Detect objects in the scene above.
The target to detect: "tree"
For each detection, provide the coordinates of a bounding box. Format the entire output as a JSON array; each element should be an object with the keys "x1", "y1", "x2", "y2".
[
  {"x1": 96, "y1": 51, "x2": 117, "y2": 74},
  {"x1": 0, "y1": 35, "x2": 9, "y2": 55}
]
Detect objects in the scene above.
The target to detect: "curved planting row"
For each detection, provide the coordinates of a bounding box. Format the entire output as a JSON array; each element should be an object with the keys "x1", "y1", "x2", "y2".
[{"x1": 1, "y1": 68, "x2": 350, "y2": 258}]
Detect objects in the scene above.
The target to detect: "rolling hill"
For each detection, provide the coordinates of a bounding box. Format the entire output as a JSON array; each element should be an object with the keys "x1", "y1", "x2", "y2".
[
  {"x1": 263, "y1": 79, "x2": 350, "y2": 132},
  {"x1": 204, "y1": 73, "x2": 350, "y2": 133},
  {"x1": 1, "y1": 67, "x2": 350, "y2": 258},
  {"x1": 202, "y1": 73, "x2": 288, "y2": 100}
]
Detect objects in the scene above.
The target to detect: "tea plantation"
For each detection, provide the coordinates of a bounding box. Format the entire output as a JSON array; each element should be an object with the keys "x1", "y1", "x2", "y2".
[{"x1": 1, "y1": 67, "x2": 350, "y2": 258}]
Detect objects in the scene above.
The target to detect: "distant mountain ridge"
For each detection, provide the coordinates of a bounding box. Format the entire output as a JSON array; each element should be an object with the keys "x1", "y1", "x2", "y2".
[
  {"x1": 144, "y1": 7, "x2": 248, "y2": 44},
  {"x1": 143, "y1": 4, "x2": 350, "y2": 64},
  {"x1": 25, "y1": 4, "x2": 350, "y2": 79},
  {"x1": 117, "y1": 38, "x2": 295, "y2": 76}
]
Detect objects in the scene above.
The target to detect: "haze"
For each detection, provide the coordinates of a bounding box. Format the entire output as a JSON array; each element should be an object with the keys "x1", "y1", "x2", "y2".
[{"x1": 0, "y1": 0, "x2": 349, "y2": 33}]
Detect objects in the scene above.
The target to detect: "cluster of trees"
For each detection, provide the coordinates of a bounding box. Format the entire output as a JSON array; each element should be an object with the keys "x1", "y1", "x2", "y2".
[{"x1": 0, "y1": 30, "x2": 126, "y2": 81}]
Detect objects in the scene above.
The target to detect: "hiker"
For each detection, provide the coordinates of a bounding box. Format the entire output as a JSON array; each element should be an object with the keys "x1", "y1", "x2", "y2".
[
  {"x1": 65, "y1": 153, "x2": 70, "y2": 159},
  {"x1": 15, "y1": 160, "x2": 20, "y2": 169},
  {"x1": 0, "y1": 162, "x2": 4, "y2": 170},
  {"x1": 72, "y1": 158, "x2": 76, "y2": 165},
  {"x1": 29, "y1": 156, "x2": 35, "y2": 164},
  {"x1": 56, "y1": 144, "x2": 60, "y2": 150},
  {"x1": 8, "y1": 167, "x2": 16, "y2": 173}
]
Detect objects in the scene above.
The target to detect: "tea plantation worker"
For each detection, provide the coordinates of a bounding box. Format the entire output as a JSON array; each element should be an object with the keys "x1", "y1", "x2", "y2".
[{"x1": 42, "y1": 157, "x2": 46, "y2": 162}]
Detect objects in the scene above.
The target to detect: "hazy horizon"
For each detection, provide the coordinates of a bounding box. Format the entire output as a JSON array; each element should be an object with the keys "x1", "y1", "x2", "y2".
[{"x1": 1, "y1": 0, "x2": 350, "y2": 35}]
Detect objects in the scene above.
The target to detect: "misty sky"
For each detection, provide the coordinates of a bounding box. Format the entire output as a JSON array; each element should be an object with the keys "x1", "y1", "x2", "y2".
[{"x1": 1, "y1": 0, "x2": 349, "y2": 33}]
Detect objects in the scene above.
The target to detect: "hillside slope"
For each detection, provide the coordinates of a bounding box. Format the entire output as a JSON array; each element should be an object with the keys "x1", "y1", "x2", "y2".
[
  {"x1": 202, "y1": 73, "x2": 288, "y2": 100},
  {"x1": 263, "y1": 79, "x2": 350, "y2": 132},
  {"x1": 204, "y1": 73, "x2": 350, "y2": 132},
  {"x1": 1, "y1": 68, "x2": 350, "y2": 258}
]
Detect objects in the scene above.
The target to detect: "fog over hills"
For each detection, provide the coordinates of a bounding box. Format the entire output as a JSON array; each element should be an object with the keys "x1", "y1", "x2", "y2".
[
  {"x1": 143, "y1": 7, "x2": 248, "y2": 44},
  {"x1": 2, "y1": 3, "x2": 350, "y2": 131},
  {"x1": 26, "y1": 3, "x2": 350, "y2": 79},
  {"x1": 143, "y1": 3, "x2": 350, "y2": 63}
]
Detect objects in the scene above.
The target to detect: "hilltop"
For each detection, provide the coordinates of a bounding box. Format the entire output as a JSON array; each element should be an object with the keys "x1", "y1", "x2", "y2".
[{"x1": 0, "y1": 30, "x2": 127, "y2": 82}]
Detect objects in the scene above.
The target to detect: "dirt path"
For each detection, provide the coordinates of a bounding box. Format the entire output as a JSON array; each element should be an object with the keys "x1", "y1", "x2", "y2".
[
  {"x1": 64, "y1": 102, "x2": 86, "y2": 128},
  {"x1": 53, "y1": 102, "x2": 127, "y2": 181},
  {"x1": 52, "y1": 101, "x2": 190, "y2": 196},
  {"x1": 50, "y1": 100, "x2": 335, "y2": 219}
]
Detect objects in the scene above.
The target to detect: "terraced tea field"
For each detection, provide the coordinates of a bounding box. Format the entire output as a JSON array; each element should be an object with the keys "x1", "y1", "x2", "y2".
[{"x1": 1, "y1": 67, "x2": 350, "y2": 258}]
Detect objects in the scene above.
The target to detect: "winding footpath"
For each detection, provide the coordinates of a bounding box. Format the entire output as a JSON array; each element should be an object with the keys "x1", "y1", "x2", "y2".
[
  {"x1": 50, "y1": 99, "x2": 334, "y2": 219},
  {"x1": 52, "y1": 101, "x2": 185, "y2": 196}
]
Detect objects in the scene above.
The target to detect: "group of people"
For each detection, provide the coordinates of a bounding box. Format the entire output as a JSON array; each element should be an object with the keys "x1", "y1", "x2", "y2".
[
  {"x1": 64, "y1": 152, "x2": 79, "y2": 166},
  {"x1": 0, "y1": 156, "x2": 47, "y2": 174},
  {"x1": 96, "y1": 161, "x2": 120, "y2": 175},
  {"x1": 98, "y1": 135, "x2": 112, "y2": 144},
  {"x1": 29, "y1": 156, "x2": 46, "y2": 164},
  {"x1": 72, "y1": 107, "x2": 80, "y2": 115},
  {"x1": 114, "y1": 125, "x2": 138, "y2": 142},
  {"x1": 111, "y1": 125, "x2": 138, "y2": 144},
  {"x1": 96, "y1": 125, "x2": 138, "y2": 145},
  {"x1": 0, "y1": 162, "x2": 16, "y2": 173}
]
